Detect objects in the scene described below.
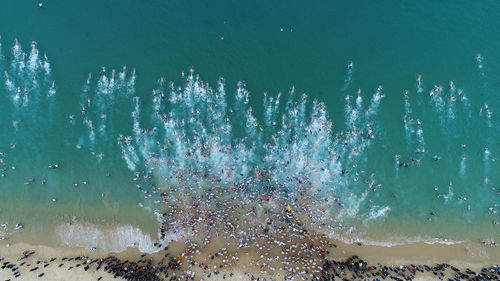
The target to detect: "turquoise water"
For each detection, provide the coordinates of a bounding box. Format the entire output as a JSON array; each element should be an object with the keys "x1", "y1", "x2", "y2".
[{"x1": 0, "y1": 0, "x2": 499, "y2": 250}]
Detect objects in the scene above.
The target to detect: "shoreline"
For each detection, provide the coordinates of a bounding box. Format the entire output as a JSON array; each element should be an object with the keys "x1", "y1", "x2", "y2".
[
  {"x1": 1, "y1": 182, "x2": 498, "y2": 280},
  {"x1": 0, "y1": 232, "x2": 498, "y2": 280}
]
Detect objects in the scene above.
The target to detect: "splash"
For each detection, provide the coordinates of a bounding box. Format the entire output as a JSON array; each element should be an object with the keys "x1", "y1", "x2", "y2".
[
  {"x1": 106, "y1": 72, "x2": 381, "y2": 208},
  {"x1": 57, "y1": 223, "x2": 159, "y2": 253},
  {"x1": 1, "y1": 38, "x2": 499, "y2": 254},
  {"x1": 1, "y1": 39, "x2": 56, "y2": 154}
]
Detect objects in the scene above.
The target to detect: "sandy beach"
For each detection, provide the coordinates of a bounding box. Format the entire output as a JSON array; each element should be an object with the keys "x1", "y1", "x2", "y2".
[{"x1": 0, "y1": 232, "x2": 498, "y2": 280}]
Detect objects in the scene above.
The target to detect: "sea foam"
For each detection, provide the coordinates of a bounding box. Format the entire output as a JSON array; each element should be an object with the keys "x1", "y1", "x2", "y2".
[{"x1": 57, "y1": 223, "x2": 159, "y2": 253}]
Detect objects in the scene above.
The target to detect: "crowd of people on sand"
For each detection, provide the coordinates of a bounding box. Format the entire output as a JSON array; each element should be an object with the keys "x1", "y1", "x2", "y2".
[
  {"x1": 0, "y1": 248, "x2": 499, "y2": 280},
  {"x1": 0, "y1": 250, "x2": 179, "y2": 281}
]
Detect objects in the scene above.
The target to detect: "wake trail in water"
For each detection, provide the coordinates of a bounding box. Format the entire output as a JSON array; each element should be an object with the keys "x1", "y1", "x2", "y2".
[
  {"x1": 342, "y1": 61, "x2": 354, "y2": 92},
  {"x1": 95, "y1": 70, "x2": 389, "y2": 228},
  {"x1": 1, "y1": 37, "x2": 500, "y2": 254},
  {"x1": 1, "y1": 39, "x2": 56, "y2": 150},
  {"x1": 402, "y1": 90, "x2": 415, "y2": 146}
]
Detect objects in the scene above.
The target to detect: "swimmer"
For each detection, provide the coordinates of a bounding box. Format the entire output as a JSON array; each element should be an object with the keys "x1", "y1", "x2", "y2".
[
  {"x1": 24, "y1": 178, "x2": 34, "y2": 185},
  {"x1": 99, "y1": 67, "x2": 106, "y2": 77},
  {"x1": 483, "y1": 103, "x2": 489, "y2": 110},
  {"x1": 417, "y1": 74, "x2": 421, "y2": 86},
  {"x1": 347, "y1": 61, "x2": 353, "y2": 71}
]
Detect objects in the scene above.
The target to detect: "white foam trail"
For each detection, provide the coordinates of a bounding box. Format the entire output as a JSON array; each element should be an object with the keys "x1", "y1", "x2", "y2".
[
  {"x1": 443, "y1": 189, "x2": 454, "y2": 203},
  {"x1": 344, "y1": 94, "x2": 353, "y2": 127},
  {"x1": 28, "y1": 41, "x2": 39, "y2": 73},
  {"x1": 4, "y1": 73, "x2": 15, "y2": 93},
  {"x1": 416, "y1": 75, "x2": 423, "y2": 94},
  {"x1": 484, "y1": 104, "x2": 493, "y2": 128},
  {"x1": 10, "y1": 39, "x2": 22, "y2": 73},
  {"x1": 84, "y1": 118, "x2": 95, "y2": 146},
  {"x1": 476, "y1": 53, "x2": 484, "y2": 71},
  {"x1": 459, "y1": 154, "x2": 466, "y2": 179},
  {"x1": 416, "y1": 125, "x2": 425, "y2": 153},
  {"x1": 457, "y1": 89, "x2": 471, "y2": 118},
  {"x1": 447, "y1": 81, "x2": 456, "y2": 121},
  {"x1": 263, "y1": 92, "x2": 281, "y2": 127},
  {"x1": 429, "y1": 85, "x2": 444, "y2": 113},
  {"x1": 74, "y1": 67, "x2": 384, "y2": 226},
  {"x1": 121, "y1": 149, "x2": 137, "y2": 171},
  {"x1": 127, "y1": 68, "x2": 136, "y2": 97},
  {"x1": 47, "y1": 81, "x2": 56, "y2": 97},
  {"x1": 43, "y1": 54, "x2": 51, "y2": 75},
  {"x1": 3, "y1": 40, "x2": 54, "y2": 115},
  {"x1": 403, "y1": 91, "x2": 415, "y2": 143},
  {"x1": 132, "y1": 97, "x2": 148, "y2": 161},
  {"x1": 342, "y1": 61, "x2": 354, "y2": 92},
  {"x1": 366, "y1": 86, "x2": 384, "y2": 121},
  {"x1": 345, "y1": 90, "x2": 364, "y2": 132},
  {"x1": 118, "y1": 135, "x2": 139, "y2": 171}
]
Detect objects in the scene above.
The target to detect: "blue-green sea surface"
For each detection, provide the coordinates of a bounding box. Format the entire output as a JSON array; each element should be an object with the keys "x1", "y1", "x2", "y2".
[{"x1": 0, "y1": 0, "x2": 498, "y2": 251}]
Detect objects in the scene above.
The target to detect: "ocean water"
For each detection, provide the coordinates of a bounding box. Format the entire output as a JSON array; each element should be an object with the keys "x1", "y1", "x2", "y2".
[{"x1": 0, "y1": 0, "x2": 499, "y2": 251}]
